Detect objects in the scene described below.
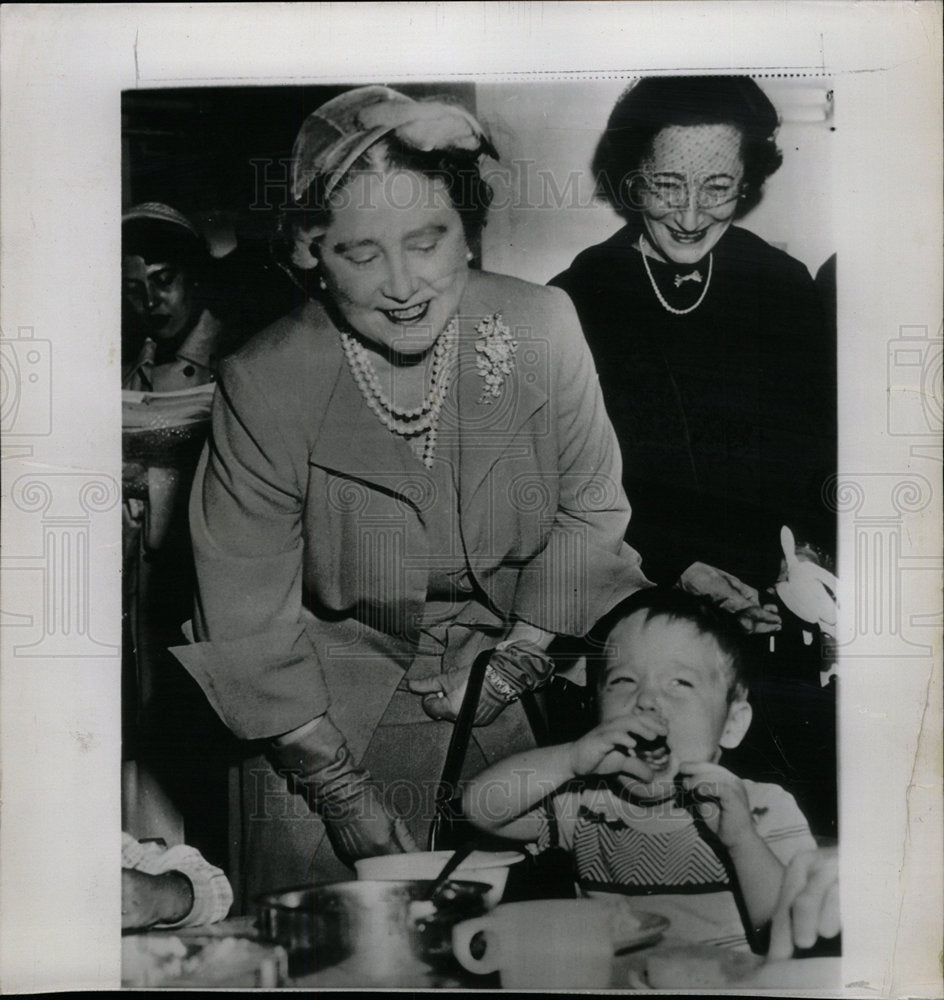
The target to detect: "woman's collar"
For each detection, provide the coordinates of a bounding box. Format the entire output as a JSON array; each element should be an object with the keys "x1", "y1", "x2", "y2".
[{"x1": 174, "y1": 308, "x2": 224, "y2": 369}]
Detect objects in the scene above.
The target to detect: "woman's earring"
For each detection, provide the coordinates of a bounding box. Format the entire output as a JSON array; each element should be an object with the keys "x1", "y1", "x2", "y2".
[
  {"x1": 318, "y1": 275, "x2": 327, "y2": 292},
  {"x1": 466, "y1": 250, "x2": 474, "y2": 262}
]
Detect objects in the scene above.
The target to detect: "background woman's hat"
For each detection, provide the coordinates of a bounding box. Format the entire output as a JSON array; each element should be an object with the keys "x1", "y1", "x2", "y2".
[
  {"x1": 122, "y1": 202, "x2": 207, "y2": 266},
  {"x1": 291, "y1": 85, "x2": 496, "y2": 204},
  {"x1": 122, "y1": 202, "x2": 201, "y2": 239}
]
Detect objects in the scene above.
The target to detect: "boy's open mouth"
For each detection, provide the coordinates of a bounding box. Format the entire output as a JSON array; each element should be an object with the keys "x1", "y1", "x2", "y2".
[{"x1": 633, "y1": 733, "x2": 672, "y2": 774}]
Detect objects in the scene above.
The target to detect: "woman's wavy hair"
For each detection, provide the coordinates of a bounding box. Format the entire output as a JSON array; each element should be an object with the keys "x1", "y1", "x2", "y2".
[
  {"x1": 592, "y1": 76, "x2": 783, "y2": 221},
  {"x1": 277, "y1": 135, "x2": 494, "y2": 272}
]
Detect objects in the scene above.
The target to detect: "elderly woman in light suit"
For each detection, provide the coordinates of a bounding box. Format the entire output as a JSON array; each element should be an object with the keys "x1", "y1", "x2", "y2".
[{"x1": 173, "y1": 86, "x2": 649, "y2": 893}]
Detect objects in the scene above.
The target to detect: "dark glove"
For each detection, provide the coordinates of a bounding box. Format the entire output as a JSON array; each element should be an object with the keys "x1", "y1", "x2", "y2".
[
  {"x1": 410, "y1": 641, "x2": 555, "y2": 726},
  {"x1": 268, "y1": 716, "x2": 417, "y2": 865}
]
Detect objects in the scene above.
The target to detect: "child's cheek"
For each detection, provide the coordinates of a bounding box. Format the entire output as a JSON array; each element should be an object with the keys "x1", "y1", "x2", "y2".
[
  {"x1": 662, "y1": 708, "x2": 705, "y2": 755},
  {"x1": 599, "y1": 689, "x2": 629, "y2": 717}
]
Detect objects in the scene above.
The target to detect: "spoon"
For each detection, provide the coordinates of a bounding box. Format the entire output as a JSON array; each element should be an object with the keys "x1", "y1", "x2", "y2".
[{"x1": 427, "y1": 840, "x2": 478, "y2": 900}]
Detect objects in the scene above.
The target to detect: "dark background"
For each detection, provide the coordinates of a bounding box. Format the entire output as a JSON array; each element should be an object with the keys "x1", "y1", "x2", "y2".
[{"x1": 122, "y1": 83, "x2": 477, "y2": 251}]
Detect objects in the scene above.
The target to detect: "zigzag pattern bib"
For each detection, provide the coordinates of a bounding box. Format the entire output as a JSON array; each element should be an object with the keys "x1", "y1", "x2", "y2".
[{"x1": 572, "y1": 806, "x2": 730, "y2": 894}]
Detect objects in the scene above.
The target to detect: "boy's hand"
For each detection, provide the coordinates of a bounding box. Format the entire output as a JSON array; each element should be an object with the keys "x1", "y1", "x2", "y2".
[
  {"x1": 676, "y1": 761, "x2": 757, "y2": 850},
  {"x1": 569, "y1": 714, "x2": 667, "y2": 780}
]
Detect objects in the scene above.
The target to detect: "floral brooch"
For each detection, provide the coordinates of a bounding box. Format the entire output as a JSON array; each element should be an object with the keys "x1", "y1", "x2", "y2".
[{"x1": 474, "y1": 313, "x2": 517, "y2": 403}]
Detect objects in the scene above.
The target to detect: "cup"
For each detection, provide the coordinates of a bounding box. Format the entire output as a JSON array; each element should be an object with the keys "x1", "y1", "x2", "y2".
[{"x1": 452, "y1": 900, "x2": 615, "y2": 989}]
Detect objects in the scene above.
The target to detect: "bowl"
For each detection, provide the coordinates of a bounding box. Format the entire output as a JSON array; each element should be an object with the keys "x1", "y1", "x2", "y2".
[
  {"x1": 255, "y1": 879, "x2": 491, "y2": 984},
  {"x1": 354, "y1": 850, "x2": 525, "y2": 909}
]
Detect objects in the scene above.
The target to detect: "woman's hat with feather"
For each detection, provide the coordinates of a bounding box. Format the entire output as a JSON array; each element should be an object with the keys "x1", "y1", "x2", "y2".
[{"x1": 291, "y1": 85, "x2": 497, "y2": 204}]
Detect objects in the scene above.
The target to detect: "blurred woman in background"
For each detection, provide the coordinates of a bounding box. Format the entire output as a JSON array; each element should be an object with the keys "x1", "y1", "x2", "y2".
[
  {"x1": 122, "y1": 203, "x2": 227, "y2": 392},
  {"x1": 122, "y1": 203, "x2": 233, "y2": 859}
]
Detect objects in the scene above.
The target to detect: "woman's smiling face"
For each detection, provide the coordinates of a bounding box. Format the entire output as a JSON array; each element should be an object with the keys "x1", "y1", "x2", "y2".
[
  {"x1": 317, "y1": 168, "x2": 470, "y2": 355},
  {"x1": 638, "y1": 123, "x2": 745, "y2": 267}
]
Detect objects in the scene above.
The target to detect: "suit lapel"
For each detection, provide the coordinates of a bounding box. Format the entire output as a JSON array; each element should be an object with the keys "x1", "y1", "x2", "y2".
[
  {"x1": 456, "y1": 272, "x2": 549, "y2": 515},
  {"x1": 308, "y1": 324, "x2": 436, "y2": 508}
]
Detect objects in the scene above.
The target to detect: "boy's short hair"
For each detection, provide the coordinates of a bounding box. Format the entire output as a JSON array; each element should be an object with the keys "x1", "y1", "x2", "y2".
[{"x1": 587, "y1": 586, "x2": 749, "y2": 703}]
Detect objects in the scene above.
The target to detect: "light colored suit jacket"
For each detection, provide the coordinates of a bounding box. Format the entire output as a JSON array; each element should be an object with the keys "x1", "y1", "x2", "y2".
[{"x1": 173, "y1": 270, "x2": 648, "y2": 740}]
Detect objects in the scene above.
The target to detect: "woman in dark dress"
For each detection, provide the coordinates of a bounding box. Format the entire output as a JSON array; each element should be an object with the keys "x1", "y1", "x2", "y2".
[
  {"x1": 551, "y1": 76, "x2": 835, "y2": 590},
  {"x1": 551, "y1": 77, "x2": 838, "y2": 837}
]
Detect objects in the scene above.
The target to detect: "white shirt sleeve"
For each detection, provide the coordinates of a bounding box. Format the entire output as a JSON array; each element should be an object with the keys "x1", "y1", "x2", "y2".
[
  {"x1": 744, "y1": 782, "x2": 818, "y2": 866},
  {"x1": 122, "y1": 832, "x2": 234, "y2": 928}
]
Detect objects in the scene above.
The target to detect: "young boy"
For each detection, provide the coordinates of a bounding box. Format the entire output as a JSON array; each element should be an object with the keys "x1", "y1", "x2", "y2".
[{"x1": 462, "y1": 587, "x2": 817, "y2": 950}]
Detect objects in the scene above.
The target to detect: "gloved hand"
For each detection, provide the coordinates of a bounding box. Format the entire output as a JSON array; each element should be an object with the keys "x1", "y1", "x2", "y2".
[
  {"x1": 409, "y1": 641, "x2": 555, "y2": 725},
  {"x1": 678, "y1": 561, "x2": 782, "y2": 634},
  {"x1": 268, "y1": 715, "x2": 417, "y2": 865}
]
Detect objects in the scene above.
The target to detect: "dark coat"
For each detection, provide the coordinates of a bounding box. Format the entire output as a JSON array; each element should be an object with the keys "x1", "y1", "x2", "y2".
[{"x1": 551, "y1": 224, "x2": 836, "y2": 587}]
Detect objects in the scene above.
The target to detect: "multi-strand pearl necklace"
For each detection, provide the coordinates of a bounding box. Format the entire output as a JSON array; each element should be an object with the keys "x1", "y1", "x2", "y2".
[
  {"x1": 639, "y1": 234, "x2": 713, "y2": 316},
  {"x1": 340, "y1": 317, "x2": 458, "y2": 469}
]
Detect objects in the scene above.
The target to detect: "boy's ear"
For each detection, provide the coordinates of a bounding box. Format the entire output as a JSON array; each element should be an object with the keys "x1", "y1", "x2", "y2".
[{"x1": 719, "y1": 698, "x2": 752, "y2": 750}]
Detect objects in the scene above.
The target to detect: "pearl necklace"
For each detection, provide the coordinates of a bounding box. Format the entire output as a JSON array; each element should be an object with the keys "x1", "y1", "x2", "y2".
[
  {"x1": 638, "y1": 235, "x2": 713, "y2": 316},
  {"x1": 340, "y1": 318, "x2": 458, "y2": 469}
]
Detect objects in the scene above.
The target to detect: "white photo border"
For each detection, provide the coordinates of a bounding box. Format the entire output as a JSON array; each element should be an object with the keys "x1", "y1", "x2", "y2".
[{"x1": 1, "y1": 3, "x2": 941, "y2": 995}]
